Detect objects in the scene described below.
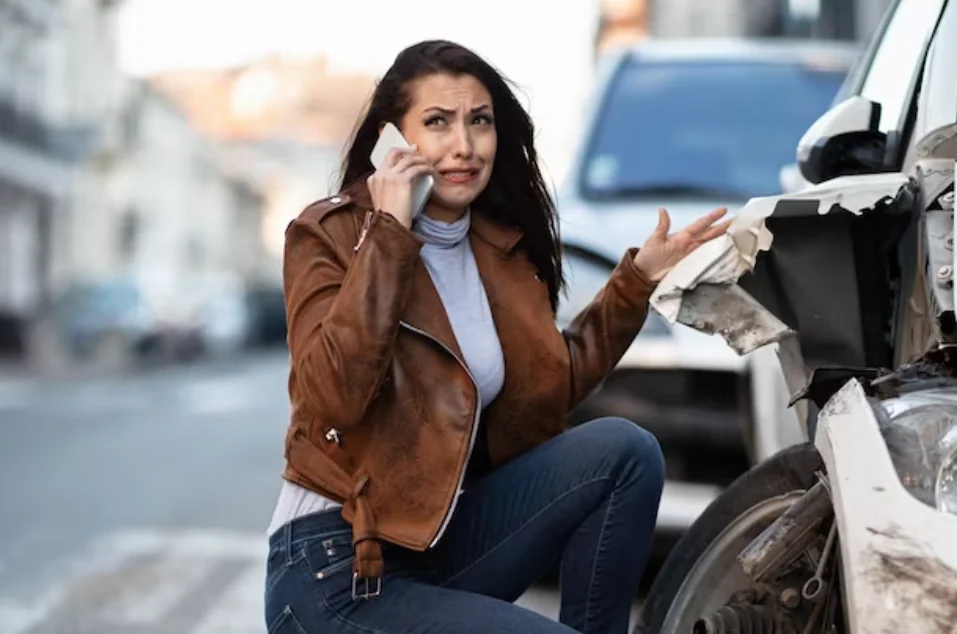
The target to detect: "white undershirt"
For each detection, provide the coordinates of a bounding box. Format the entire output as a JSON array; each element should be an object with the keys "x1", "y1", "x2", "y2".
[{"x1": 266, "y1": 210, "x2": 504, "y2": 536}]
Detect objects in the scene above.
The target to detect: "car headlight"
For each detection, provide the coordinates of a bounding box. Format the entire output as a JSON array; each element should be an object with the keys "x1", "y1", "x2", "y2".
[
  {"x1": 557, "y1": 249, "x2": 671, "y2": 337},
  {"x1": 876, "y1": 389, "x2": 957, "y2": 516}
]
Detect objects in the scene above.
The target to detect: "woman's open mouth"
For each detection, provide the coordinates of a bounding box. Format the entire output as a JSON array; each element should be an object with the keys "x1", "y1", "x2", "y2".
[{"x1": 439, "y1": 169, "x2": 479, "y2": 184}]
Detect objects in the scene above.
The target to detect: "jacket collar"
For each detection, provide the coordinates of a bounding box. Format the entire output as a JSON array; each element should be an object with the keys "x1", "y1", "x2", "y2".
[
  {"x1": 344, "y1": 177, "x2": 523, "y2": 254},
  {"x1": 470, "y1": 209, "x2": 523, "y2": 255}
]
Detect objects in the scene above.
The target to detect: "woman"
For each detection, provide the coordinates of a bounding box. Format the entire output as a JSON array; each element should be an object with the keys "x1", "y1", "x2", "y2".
[{"x1": 265, "y1": 40, "x2": 729, "y2": 634}]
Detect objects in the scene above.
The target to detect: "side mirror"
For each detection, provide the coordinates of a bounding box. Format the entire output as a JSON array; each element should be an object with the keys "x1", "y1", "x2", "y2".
[{"x1": 797, "y1": 96, "x2": 888, "y2": 184}]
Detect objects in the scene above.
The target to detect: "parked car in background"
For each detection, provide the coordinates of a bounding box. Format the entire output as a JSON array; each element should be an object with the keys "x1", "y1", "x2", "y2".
[
  {"x1": 51, "y1": 279, "x2": 160, "y2": 363},
  {"x1": 243, "y1": 283, "x2": 287, "y2": 348},
  {"x1": 557, "y1": 38, "x2": 860, "y2": 561},
  {"x1": 50, "y1": 278, "x2": 214, "y2": 368},
  {"x1": 198, "y1": 290, "x2": 252, "y2": 357}
]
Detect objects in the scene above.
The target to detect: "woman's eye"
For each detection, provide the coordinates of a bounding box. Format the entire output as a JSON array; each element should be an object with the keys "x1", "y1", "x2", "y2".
[
  {"x1": 473, "y1": 114, "x2": 493, "y2": 125},
  {"x1": 425, "y1": 116, "x2": 446, "y2": 127}
]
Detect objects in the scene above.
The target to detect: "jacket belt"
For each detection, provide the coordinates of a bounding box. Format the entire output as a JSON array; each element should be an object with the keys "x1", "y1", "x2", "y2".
[{"x1": 350, "y1": 474, "x2": 383, "y2": 599}]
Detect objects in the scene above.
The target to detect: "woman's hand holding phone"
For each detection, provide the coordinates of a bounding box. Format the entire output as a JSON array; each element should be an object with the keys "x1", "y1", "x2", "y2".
[{"x1": 367, "y1": 147, "x2": 435, "y2": 229}]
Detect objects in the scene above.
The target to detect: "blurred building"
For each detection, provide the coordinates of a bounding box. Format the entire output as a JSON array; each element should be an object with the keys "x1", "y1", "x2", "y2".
[
  {"x1": 0, "y1": 0, "x2": 277, "y2": 369},
  {"x1": 738, "y1": 0, "x2": 892, "y2": 40},
  {"x1": 594, "y1": 0, "x2": 893, "y2": 43},
  {"x1": 0, "y1": 0, "x2": 118, "y2": 360},
  {"x1": 150, "y1": 54, "x2": 376, "y2": 263},
  {"x1": 595, "y1": 0, "x2": 650, "y2": 55},
  {"x1": 100, "y1": 83, "x2": 269, "y2": 320}
]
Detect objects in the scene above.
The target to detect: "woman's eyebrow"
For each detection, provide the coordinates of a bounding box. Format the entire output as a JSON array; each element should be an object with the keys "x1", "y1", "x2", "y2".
[{"x1": 422, "y1": 104, "x2": 492, "y2": 115}]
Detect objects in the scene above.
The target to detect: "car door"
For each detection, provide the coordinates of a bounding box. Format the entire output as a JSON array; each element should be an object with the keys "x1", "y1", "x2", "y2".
[{"x1": 838, "y1": 0, "x2": 949, "y2": 169}]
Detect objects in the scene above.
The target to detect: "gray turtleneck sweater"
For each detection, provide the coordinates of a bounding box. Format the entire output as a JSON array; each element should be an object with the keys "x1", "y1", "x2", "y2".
[
  {"x1": 414, "y1": 209, "x2": 505, "y2": 406},
  {"x1": 267, "y1": 210, "x2": 505, "y2": 535}
]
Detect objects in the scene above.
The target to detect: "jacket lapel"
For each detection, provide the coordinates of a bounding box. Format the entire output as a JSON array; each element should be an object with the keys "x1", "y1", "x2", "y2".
[
  {"x1": 345, "y1": 179, "x2": 465, "y2": 361},
  {"x1": 469, "y1": 211, "x2": 527, "y2": 396},
  {"x1": 400, "y1": 258, "x2": 465, "y2": 362},
  {"x1": 400, "y1": 210, "x2": 524, "y2": 369},
  {"x1": 350, "y1": 184, "x2": 526, "y2": 371}
]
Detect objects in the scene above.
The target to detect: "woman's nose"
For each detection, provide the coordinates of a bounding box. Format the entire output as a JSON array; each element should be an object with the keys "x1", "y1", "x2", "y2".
[{"x1": 451, "y1": 125, "x2": 474, "y2": 158}]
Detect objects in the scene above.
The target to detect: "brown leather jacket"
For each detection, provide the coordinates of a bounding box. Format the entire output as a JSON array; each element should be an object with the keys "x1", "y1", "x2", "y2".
[{"x1": 281, "y1": 182, "x2": 656, "y2": 585}]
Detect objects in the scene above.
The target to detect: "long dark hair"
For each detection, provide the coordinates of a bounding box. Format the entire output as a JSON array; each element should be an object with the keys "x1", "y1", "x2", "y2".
[{"x1": 339, "y1": 40, "x2": 565, "y2": 311}]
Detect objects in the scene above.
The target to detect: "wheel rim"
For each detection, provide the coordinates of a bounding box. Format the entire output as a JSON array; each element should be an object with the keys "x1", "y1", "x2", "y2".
[{"x1": 659, "y1": 490, "x2": 805, "y2": 634}]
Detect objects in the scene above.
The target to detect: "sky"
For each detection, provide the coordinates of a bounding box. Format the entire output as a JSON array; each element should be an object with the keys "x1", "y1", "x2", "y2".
[{"x1": 117, "y1": 0, "x2": 602, "y2": 186}]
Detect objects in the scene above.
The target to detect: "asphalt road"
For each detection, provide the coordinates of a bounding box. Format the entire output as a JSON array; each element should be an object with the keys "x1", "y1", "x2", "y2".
[{"x1": 0, "y1": 350, "x2": 603, "y2": 633}]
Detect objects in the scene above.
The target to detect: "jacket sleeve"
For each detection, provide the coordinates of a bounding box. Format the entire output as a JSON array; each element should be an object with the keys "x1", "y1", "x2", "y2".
[
  {"x1": 284, "y1": 205, "x2": 423, "y2": 430},
  {"x1": 562, "y1": 247, "x2": 657, "y2": 411}
]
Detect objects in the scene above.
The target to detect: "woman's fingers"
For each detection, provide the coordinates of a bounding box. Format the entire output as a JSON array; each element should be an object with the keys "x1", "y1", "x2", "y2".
[
  {"x1": 652, "y1": 208, "x2": 671, "y2": 240},
  {"x1": 403, "y1": 162, "x2": 435, "y2": 181},
  {"x1": 696, "y1": 218, "x2": 733, "y2": 243},
  {"x1": 683, "y1": 207, "x2": 728, "y2": 236},
  {"x1": 385, "y1": 147, "x2": 430, "y2": 171},
  {"x1": 385, "y1": 147, "x2": 417, "y2": 167},
  {"x1": 392, "y1": 153, "x2": 431, "y2": 176}
]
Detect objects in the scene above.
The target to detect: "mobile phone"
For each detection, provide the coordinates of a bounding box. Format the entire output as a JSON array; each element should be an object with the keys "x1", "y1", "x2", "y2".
[{"x1": 370, "y1": 122, "x2": 434, "y2": 220}]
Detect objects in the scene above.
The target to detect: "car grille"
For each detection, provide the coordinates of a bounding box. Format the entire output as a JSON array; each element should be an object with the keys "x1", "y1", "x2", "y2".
[{"x1": 568, "y1": 367, "x2": 752, "y2": 488}]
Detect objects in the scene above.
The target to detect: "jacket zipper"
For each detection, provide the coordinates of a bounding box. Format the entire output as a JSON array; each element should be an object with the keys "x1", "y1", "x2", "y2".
[
  {"x1": 398, "y1": 320, "x2": 482, "y2": 548},
  {"x1": 354, "y1": 211, "x2": 374, "y2": 252}
]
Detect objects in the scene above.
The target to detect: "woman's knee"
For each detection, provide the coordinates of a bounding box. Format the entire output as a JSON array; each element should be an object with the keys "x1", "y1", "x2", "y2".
[{"x1": 577, "y1": 417, "x2": 665, "y2": 488}]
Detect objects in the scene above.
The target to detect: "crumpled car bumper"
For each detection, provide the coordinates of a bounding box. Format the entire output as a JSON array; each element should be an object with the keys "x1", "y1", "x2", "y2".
[{"x1": 815, "y1": 380, "x2": 957, "y2": 633}]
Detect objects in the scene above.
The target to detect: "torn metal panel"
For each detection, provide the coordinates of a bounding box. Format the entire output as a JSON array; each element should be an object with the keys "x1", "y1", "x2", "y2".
[
  {"x1": 918, "y1": 157, "x2": 956, "y2": 206},
  {"x1": 675, "y1": 283, "x2": 795, "y2": 355},
  {"x1": 776, "y1": 335, "x2": 810, "y2": 434},
  {"x1": 914, "y1": 123, "x2": 956, "y2": 161},
  {"x1": 743, "y1": 172, "x2": 911, "y2": 219},
  {"x1": 917, "y1": 158, "x2": 956, "y2": 341},
  {"x1": 651, "y1": 214, "x2": 773, "y2": 323},
  {"x1": 651, "y1": 172, "x2": 912, "y2": 345}
]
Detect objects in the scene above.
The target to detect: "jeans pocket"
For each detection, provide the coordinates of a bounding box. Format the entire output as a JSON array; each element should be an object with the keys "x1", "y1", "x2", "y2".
[
  {"x1": 313, "y1": 555, "x2": 354, "y2": 580},
  {"x1": 267, "y1": 605, "x2": 309, "y2": 634},
  {"x1": 304, "y1": 537, "x2": 357, "y2": 610},
  {"x1": 316, "y1": 531, "x2": 353, "y2": 565}
]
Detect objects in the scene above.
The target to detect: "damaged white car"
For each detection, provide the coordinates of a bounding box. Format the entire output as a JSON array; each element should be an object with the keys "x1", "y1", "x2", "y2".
[{"x1": 635, "y1": 0, "x2": 957, "y2": 631}]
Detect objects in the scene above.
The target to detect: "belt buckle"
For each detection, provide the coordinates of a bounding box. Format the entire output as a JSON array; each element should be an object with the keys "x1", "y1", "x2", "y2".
[{"x1": 352, "y1": 572, "x2": 382, "y2": 601}]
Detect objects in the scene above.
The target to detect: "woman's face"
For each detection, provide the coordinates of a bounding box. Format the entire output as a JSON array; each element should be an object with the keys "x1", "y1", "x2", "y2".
[{"x1": 398, "y1": 73, "x2": 497, "y2": 213}]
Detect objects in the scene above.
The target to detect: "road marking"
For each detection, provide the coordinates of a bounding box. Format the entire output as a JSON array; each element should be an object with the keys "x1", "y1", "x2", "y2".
[
  {"x1": 0, "y1": 526, "x2": 567, "y2": 633},
  {"x1": 102, "y1": 554, "x2": 217, "y2": 626},
  {"x1": 191, "y1": 563, "x2": 267, "y2": 634},
  {"x1": 103, "y1": 527, "x2": 268, "y2": 560},
  {"x1": 177, "y1": 379, "x2": 258, "y2": 416},
  {"x1": 0, "y1": 382, "x2": 33, "y2": 411},
  {"x1": 0, "y1": 527, "x2": 269, "y2": 634},
  {"x1": 0, "y1": 598, "x2": 54, "y2": 634}
]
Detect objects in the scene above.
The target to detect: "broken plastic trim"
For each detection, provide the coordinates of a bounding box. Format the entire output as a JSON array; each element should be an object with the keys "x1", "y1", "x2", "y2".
[
  {"x1": 676, "y1": 283, "x2": 795, "y2": 356},
  {"x1": 677, "y1": 283, "x2": 814, "y2": 434}
]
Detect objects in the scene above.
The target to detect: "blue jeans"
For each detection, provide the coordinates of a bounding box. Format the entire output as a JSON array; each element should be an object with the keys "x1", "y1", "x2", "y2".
[{"x1": 264, "y1": 417, "x2": 665, "y2": 634}]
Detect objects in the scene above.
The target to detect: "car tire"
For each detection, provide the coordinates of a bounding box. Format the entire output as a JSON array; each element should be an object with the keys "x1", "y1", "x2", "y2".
[{"x1": 634, "y1": 442, "x2": 822, "y2": 634}]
